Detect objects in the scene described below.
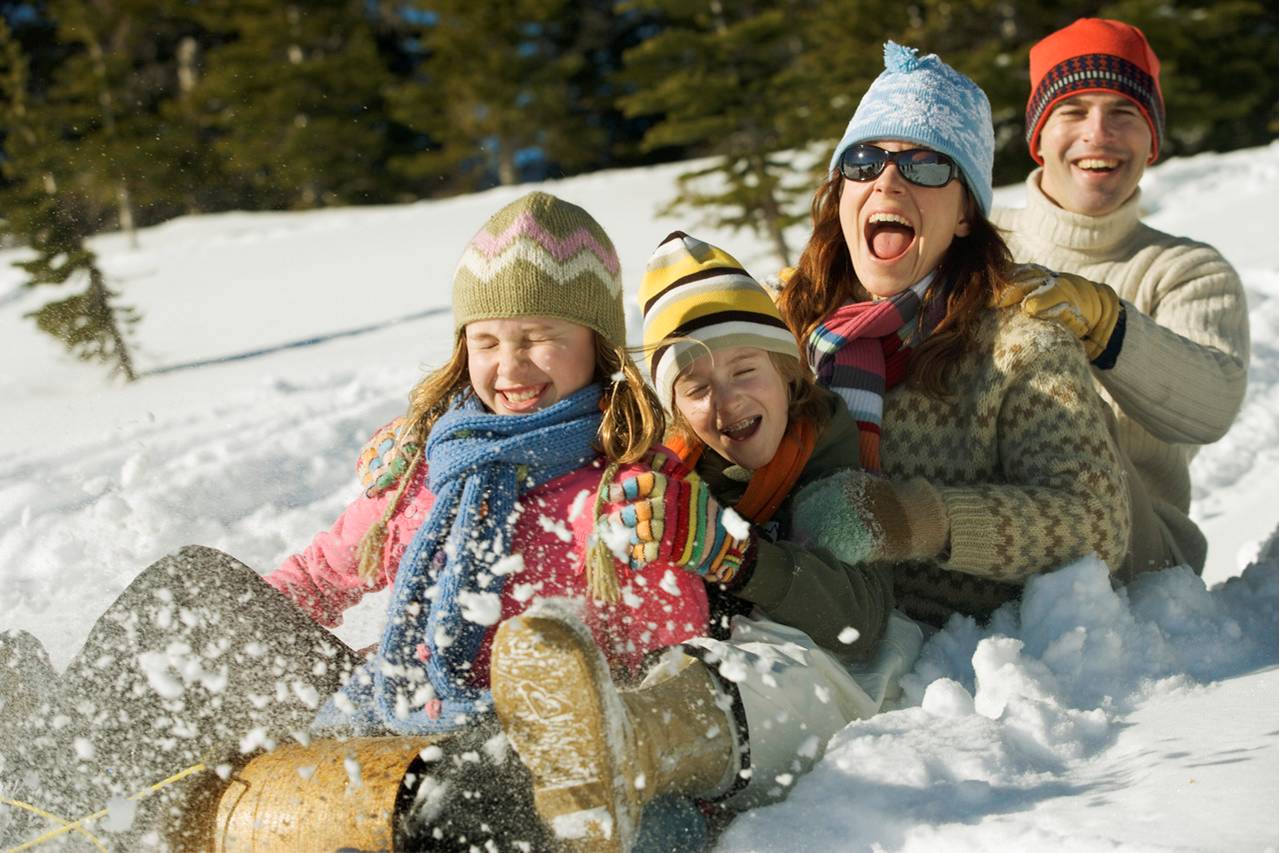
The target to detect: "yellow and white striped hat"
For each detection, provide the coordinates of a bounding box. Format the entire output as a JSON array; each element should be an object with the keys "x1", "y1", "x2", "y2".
[{"x1": 640, "y1": 232, "x2": 800, "y2": 410}]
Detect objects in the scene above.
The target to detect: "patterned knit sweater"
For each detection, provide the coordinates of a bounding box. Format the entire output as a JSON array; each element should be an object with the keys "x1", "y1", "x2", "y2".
[
  {"x1": 991, "y1": 171, "x2": 1250, "y2": 571},
  {"x1": 875, "y1": 308, "x2": 1130, "y2": 626}
]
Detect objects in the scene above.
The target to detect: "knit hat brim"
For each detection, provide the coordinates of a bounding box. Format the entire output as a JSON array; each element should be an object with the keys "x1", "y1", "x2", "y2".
[
  {"x1": 452, "y1": 192, "x2": 626, "y2": 350},
  {"x1": 640, "y1": 232, "x2": 800, "y2": 411},
  {"x1": 1025, "y1": 19, "x2": 1165, "y2": 164},
  {"x1": 829, "y1": 42, "x2": 995, "y2": 215}
]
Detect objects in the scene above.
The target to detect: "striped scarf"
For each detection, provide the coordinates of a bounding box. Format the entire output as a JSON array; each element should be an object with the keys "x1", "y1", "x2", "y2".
[
  {"x1": 334, "y1": 386, "x2": 604, "y2": 734},
  {"x1": 664, "y1": 417, "x2": 817, "y2": 525},
  {"x1": 807, "y1": 276, "x2": 941, "y2": 472}
]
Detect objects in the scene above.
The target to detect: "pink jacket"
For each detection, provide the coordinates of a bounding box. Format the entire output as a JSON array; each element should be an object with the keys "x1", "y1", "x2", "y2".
[{"x1": 267, "y1": 454, "x2": 709, "y2": 676}]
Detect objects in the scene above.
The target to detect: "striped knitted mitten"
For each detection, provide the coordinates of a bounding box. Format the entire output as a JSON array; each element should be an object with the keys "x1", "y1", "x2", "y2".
[
  {"x1": 606, "y1": 465, "x2": 751, "y2": 584},
  {"x1": 791, "y1": 469, "x2": 949, "y2": 565}
]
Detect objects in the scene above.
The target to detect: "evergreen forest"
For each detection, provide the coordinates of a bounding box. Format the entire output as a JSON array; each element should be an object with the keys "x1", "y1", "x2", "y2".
[{"x1": 0, "y1": 0, "x2": 1275, "y2": 378}]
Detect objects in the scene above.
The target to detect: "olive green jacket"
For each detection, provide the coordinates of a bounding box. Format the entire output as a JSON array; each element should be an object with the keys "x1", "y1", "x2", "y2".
[{"x1": 696, "y1": 390, "x2": 894, "y2": 661}]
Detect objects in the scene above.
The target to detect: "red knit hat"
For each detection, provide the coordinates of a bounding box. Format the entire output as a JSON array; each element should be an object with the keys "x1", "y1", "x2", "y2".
[{"x1": 1026, "y1": 18, "x2": 1164, "y2": 164}]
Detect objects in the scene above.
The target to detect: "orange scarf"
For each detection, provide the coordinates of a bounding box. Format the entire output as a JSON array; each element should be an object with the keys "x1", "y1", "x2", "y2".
[{"x1": 665, "y1": 418, "x2": 817, "y2": 525}]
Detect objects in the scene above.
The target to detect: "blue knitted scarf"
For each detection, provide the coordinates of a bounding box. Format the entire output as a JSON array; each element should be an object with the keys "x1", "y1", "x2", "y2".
[{"x1": 333, "y1": 385, "x2": 603, "y2": 734}]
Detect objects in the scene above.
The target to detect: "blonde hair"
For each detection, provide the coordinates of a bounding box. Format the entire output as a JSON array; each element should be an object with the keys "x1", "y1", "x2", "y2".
[
  {"x1": 667, "y1": 349, "x2": 829, "y2": 447},
  {"x1": 354, "y1": 329, "x2": 665, "y2": 584}
]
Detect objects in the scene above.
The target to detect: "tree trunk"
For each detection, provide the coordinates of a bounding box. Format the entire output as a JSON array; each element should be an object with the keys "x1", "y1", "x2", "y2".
[
  {"x1": 751, "y1": 156, "x2": 791, "y2": 267},
  {"x1": 87, "y1": 263, "x2": 137, "y2": 382},
  {"x1": 760, "y1": 194, "x2": 791, "y2": 268},
  {"x1": 177, "y1": 36, "x2": 199, "y2": 94},
  {"x1": 118, "y1": 182, "x2": 138, "y2": 249},
  {"x1": 87, "y1": 38, "x2": 138, "y2": 247},
  {"x1": 497, "y1": 143, "x2": 518, "y2": 186}
]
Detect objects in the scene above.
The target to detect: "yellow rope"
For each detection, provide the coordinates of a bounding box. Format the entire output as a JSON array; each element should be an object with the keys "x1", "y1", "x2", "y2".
[
  {"x1": 4, "y1": 761, "x2": 207, "y2": 852},
  {"x1": 0, "y1": 798, "x2": 107, "y2": 852}
]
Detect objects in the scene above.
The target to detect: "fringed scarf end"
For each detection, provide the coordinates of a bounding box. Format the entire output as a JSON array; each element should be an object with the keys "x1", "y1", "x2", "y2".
[
  {"x1": 587, "y1": 460, "x2": 623, "y2": 604},
  {"x1": 356, "y1": 519, "x2": 387, "y2": 586},
  {"x1": 586, "y1": 537, "x2": 621, "y2": 604}
]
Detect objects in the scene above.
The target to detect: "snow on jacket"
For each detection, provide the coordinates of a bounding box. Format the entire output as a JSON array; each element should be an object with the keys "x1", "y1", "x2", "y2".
[
  {"x1": 992, "y1": 171, "x2": 1250, "y2": 571},
  {"x1": 695, "y1": 390, "x2": 895, "y2": 662},
  {"x1": 267, "y1": 426, "x2": 710, "y2": 676}
]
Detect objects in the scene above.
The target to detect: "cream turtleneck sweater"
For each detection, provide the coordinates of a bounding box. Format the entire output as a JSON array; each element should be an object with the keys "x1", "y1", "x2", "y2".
[{"x1": 991, "y1": 170, "x2": 1250, "y2": 571}]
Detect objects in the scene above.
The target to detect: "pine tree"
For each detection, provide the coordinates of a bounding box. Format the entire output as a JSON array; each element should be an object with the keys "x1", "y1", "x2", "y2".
[
  {"x1": 0, "y1": 15, "x2": 138, "y2": 381},
  {"x1": 552, "y1": 0, "x2": 679, "y2": 172},
  {"x1": 387, "y1": 0, "x2": 605, "y2": 193},
  {"x1": 191, "y1": 0, "x2": 397, "y2": 208},
  {"x1": 1084, "y1": 0, "x2": 1276, "y2": 155},
  {"x1": 25, "y1": 0, "x2": 221, "y2": 240},
  {"x1": 776, "y1": 0, "x2": 902, "y2": 188},
  {"x1": 619, "y1": 0, "x2": 817, "y2": 266}
]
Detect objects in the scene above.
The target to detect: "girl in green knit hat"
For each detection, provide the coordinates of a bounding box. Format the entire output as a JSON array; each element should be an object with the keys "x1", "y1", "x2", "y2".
[{"x1": 1, "y1": 192, "x2": 710, "y2": 853}]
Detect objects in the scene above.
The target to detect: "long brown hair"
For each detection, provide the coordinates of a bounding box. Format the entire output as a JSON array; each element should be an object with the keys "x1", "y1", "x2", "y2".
[
  {"x1": 393, "y1": 330, "x2": 665, "y2": 463},
  {"x1": 777, "y1": 171, "x2": 1013, "y2": 396},
  {"x1": 354, "y1": 329, "x2": 664, "y2": 582}
]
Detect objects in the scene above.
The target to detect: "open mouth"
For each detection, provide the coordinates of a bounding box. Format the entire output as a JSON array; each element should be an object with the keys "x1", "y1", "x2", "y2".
[
  {"x1": 865, "y1": 212, "x2": 915, "y2": 261},
  {"x1": 498, "y1": 385, "x2": 546, "y2": 410},
  {"x1": 720, "y1": 415, "x2": 762, "y2": 442},
  {"x1": 1074, "y1": 157, "x2": 1122, "y2": 174}
]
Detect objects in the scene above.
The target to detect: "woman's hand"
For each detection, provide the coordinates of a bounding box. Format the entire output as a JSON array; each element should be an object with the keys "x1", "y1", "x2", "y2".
[
  {"x1": 603, "y1": 461, "x2": 751, "y2": 584},
  {"x1": 996, "y1": 264, "x2": 1123, "y2": 363},
  {"x1": 791, "y1": 470, "x2": 949, "y2": 565}
]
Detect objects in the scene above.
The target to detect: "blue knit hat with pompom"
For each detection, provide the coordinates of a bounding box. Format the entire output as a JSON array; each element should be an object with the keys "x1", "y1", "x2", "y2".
[{"x1": 829, "y1": 42, "x2": 994, "y2": 214}]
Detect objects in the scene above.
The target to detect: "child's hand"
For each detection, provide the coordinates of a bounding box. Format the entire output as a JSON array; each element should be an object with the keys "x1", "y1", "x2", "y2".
[{"x1": 604, "y1": 466, "x2": 751, "y2": 584}]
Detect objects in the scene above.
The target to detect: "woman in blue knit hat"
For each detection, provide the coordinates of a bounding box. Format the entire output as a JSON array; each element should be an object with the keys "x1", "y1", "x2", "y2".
[{"x1": 777, "y1": 43, "x2": 1132, "y2": 627}]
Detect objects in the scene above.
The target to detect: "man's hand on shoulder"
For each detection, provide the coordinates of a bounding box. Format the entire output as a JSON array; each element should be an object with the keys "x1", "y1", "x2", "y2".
[{"x1": 997, "y1": 264, "x2": 1124, "y2": 366}]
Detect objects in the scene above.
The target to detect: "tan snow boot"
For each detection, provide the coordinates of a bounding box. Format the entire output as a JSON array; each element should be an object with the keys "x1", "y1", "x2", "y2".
[{"x1": 491, "y1": 606, "x2": 737, "y2": 852}]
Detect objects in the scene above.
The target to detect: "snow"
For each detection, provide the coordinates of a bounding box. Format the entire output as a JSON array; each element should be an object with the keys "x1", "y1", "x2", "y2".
[
  {"x1": 2, "y1": 142, "x2": 1277, "y2": 850},
  {"x1": 721, "y1": 506, "x2": 751, "y2": 541},
  {"x1": 719, "y1": 548, "x2": 1279, "y2": 853},
  {"x1": 837, "y1": 626, "x2": 861, "y2": 645}
]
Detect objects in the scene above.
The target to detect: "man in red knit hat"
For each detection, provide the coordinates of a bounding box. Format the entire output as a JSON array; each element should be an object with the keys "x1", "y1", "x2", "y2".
[{"x1": 993, "y1": 18, "x2": 1250, "y2": 577}]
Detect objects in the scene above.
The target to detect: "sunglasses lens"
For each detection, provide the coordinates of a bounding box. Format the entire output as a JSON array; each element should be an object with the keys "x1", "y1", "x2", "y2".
[
  {"x1": 840, "y1": 146, "x2": 886, "y2": 182},
  {"x1": 898, "y1": 151, "x2": 954, "y2": 187}
]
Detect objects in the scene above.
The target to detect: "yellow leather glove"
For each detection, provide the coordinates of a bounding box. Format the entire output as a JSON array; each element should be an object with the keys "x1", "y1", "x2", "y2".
[
  {"x1": 760, "y1": 266, "x2": 796, "y2": 301},
  {"x1": 996, "y1": 264, "x2": 1122, "y2": 362}
]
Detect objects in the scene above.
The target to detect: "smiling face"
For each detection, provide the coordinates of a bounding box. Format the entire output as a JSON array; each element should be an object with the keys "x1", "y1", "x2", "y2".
[
  {"x1": 464, "y1": 316, "x2": 597, "y2": 415},
  {"x1": 839, "y1": 140, "x2": 971, "y2": 298},
  {"x1": 672, "y1": 346, "x2": 790, "y2": 471},
  {"x1": 1037, "y1": 93, "x2": 1153, "y2": 217}
]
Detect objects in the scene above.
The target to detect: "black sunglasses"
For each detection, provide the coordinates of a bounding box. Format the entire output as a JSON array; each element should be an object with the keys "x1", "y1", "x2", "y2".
[{"x1": 837, "y1": 144, "x2": 958, "y2": 188}]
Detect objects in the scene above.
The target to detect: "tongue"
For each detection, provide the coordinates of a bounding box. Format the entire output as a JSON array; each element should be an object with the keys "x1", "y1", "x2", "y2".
[{"x1": 871, "y1": 225, "x2": 913, "y2": 259}]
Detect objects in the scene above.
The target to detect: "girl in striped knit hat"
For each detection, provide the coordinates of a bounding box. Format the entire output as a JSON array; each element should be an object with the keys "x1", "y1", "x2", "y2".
[{"x1": 490, "y1": 232, "x2": 922, "y2": 853}]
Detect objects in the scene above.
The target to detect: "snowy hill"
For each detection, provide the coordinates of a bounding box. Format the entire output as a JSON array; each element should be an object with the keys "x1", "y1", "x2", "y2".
[{"x1": 1, "y1": 144, "x2": 1276, "y2": 850}]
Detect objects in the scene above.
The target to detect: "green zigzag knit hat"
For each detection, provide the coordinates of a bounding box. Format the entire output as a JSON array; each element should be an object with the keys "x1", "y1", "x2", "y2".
[{"x1": 452, "y1": 192, "x2": 626, "y2": 350}]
